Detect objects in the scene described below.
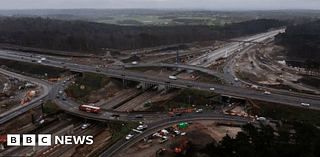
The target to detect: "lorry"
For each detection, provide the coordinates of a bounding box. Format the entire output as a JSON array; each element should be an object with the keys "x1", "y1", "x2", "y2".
[
  {"x1": 169, "y1": 76, "x2": 177, "y2": 80},
  {"x1": 78, "y1": 105, "x2": 101, "y2": 114}
]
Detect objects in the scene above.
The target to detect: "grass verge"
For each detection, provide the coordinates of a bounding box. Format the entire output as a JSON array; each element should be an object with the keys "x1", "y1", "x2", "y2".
[
  {"x1": 88, "y1": 121, "x2": 139, "y2": 157},
  {"x1": 0, "y1": 58, "x2": 68, "y2": 78},
  {"x1": 195, "y1": 71, "x2": 223, "y2": 84},
  {"x1": 249, "y1": 100, "x2": 320, "y2": 126},
  {"x1": 42, "y1": 101, "x2": 60, "y2": 114},
  {"x1": 65, "y1": 72, "x2": 110, "y2": 103}
]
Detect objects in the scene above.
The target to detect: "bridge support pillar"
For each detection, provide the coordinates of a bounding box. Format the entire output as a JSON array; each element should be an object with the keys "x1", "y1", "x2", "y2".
[{"x1": 122, "y1": 79, "x2": 128, "y2": 87}]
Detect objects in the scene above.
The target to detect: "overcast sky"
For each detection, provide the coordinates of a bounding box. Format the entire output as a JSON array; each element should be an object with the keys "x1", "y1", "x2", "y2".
[{"x1": 1, "y1": 0, "x2": 320, "y2": 10}]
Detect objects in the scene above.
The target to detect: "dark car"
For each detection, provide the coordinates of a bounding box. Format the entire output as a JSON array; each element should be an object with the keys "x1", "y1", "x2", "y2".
[
  {"x1": 135, "y1": 115, "x2": 143, "y2": 118},
  {"x1": 56, "y1": 95, "x2": 60, "y2": 98},
  {"x1": 165, "y1": 81, "x2": 170, "y2": 84},
  {"x1": 175, "y1": 113, "x2": 183, "y2": 116},
  {"x1": 62, "y1": 97, "x2": 67, "y2": 101},
  {"x1": 112, "y1": 114, "x2": 120, "y2": 117},
  {"x1": 187, "y1": 84, "x2": 192, "y2": 87}
]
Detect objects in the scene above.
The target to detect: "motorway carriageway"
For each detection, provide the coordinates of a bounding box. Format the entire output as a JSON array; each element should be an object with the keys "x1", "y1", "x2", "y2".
[{"x1": 0, "y1": 51, "x2": 320, "y2": 112}]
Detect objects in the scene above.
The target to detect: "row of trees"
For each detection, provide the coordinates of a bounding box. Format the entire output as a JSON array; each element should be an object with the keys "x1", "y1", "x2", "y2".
[
  {"x1": 0, "y1": 17, "x2": 286, "y2": 54},
  {"x1": 275, "y1": 20, "x2": 320, "y2": 64}
]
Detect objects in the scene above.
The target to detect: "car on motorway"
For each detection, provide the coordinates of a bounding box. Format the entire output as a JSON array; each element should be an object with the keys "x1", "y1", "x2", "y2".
[
  {"x1": 137, "y1": 125, "x2": 148, "y2": 131},
  {"x1": 82, "y1": 123, "x2": 90, "y2": 129},
  {"x1": 121, "y1": 74, "x2": 125, "y2": 76},
  {"x1": 256, "y1": 117, "x2": 266, "y2": 121},
  {"x1": 264, "y1": 91, "x2": 271, "y2": 95},
  {"x1": 175, "y1": 113, "x2": 183, "y2": 116},
  {"x1": 196, "y1": 109, "x2": 203, "y2": 113},
  {"x1": 59, "y1": 91, "x2": 63, "y2": 94},
  {"x1": 165, "y1": 81, "x2": 170, "y2": 83},
  {"x1": 40, "y1": 100, "x2": 43, "y2": 103},
  {"x1": 187, "y1": 84, "x2": 192, "y2": 87},
  {"x1": 56, "y1": 95, "x2": 60, "y2": 98},
  {"x1": 126, "y1": 134, "x2": 134, "y2": 140},
  {"x1": 62, "y1": 97, "x2": 67, "y2": 101},
  {"x1": 112, "y1": 114, "x2": 120, "y2": 117},
  {"x1": 301, "y1": 103, "x2": 310, "y2": 107},
  {"x1": 96, "y1": 69, "x2": 100, "y2": 72},
  {"x1": 209, "y1": 88, "x2": 215, "y2": 91},
  {"x1": 135, "y1": 115, "x2": 143, "y2": 118}
]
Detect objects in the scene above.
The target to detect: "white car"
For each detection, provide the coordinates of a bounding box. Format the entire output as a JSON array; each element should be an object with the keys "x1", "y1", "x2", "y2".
[
  {"x1": 209, "y1": 88, "x2": 215, "y2": 91},
  {"x1": 196, "y1": 109, "x2": 203, "y2": 113},
  {"x1": 137, "y1": 125, "x2": 148, "y2": 131},
  {"x1": 264, "y1": 91, "x2": 271, "y2": 95},
  {"x1": 125, "y1": 134, "x2": 134, "y2": 140},
  {"x1": 301, "y1": 103, "x2": 310, "y2": 107},
  {"x1": 256, "y1": 117, "x2": 266, "y2": 121},
  {"x1": 81, "y1": 123, "x2": 90, "y2": 129}
]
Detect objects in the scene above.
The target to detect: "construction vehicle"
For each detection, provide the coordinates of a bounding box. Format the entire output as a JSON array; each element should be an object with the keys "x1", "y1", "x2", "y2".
[
  {"x1": 20, "y1": 91, "x2": 38, "y2": 105},
  {"x1": 175, "y1": 138, "x2": 188, "y2": 153},
  {"x1": 48, "y1": 78, "x2": 60, "y2": 82},
  {"x1": 156, "y1": 148, "x2": 167, "y2": 156},
  {"x1": 0, "y1": 92, "x2": 10, "y2": 97},
  {"x1": 0, "y1": 135, "x2": 7, "y2": 150},
  {"x1": 172, "y1": 108, "x2": 195, "y2": 113}
]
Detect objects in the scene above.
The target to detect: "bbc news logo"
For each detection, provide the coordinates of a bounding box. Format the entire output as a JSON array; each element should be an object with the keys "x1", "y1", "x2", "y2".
[{"x1": 7, "y1": 134, "x2": 93, "y2": 146}]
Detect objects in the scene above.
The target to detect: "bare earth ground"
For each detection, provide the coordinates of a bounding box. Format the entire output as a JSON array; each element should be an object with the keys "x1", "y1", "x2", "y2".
[
  {"x1": 0, "y1": 108, "x2": 42, "y2": 134},
  {"x1": 235, "y1": 45, "x2": 320, "y2": 93},
  {"x1": 0, "y1": 73, "x2": 42, "y2": 113},
  {"x1": 86, "y1": 81, "x2": 123, "y2": 103},
  {"x1": 116, "y1": 120, "x2": 241, "y2": 157}
]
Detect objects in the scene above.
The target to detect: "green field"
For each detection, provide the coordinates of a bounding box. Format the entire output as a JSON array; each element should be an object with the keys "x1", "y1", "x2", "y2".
[
  {"x1": 97, "y1": 15, "x2": 228, "y2": 25},
  {"x1": 98, "y1": 16, "x2": 172, "y2": 25}
]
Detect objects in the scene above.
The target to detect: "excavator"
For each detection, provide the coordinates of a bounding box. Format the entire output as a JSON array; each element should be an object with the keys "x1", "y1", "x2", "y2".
[
  {"x1": 156, "y1": 148, "x2": 167, "y2": 156},
  {"x1": 175, "y1": 138, "x2": 188, "y2": 153}
]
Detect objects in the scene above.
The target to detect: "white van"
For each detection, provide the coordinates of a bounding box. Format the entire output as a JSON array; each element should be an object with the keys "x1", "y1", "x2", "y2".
[
  {"x1": 300, "y1": 103, "x2": 310, "y2": 107},
  {"x1": 169, "y1": 76, "x2": 177, "y2": 80}
]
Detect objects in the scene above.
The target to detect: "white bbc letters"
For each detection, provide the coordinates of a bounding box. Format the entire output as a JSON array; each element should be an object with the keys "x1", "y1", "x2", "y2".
[
  {"x1": 7, "y1": 134, "x2": 20, "y2": 146},
  {"x1": 38, "y1": 134, "x2": 52, "y2": 146},
  {"x1": 23, "y1": 134, "x2": 36, "y2": 146},
  {"x1": 6, "y1": 134, "x2": 93, "y2": 146}
]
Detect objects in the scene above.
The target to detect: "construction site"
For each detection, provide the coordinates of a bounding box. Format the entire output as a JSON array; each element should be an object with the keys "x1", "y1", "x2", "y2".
[
  {"x1": 234, "y1": 44, "x2": 320, "y2": 94},
  {"x1": 0, "y1": 72, "x2": 41, "y2": 113},
  {"x1": 115, "y1": 120, "x2": 242, "y2": 157}
]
